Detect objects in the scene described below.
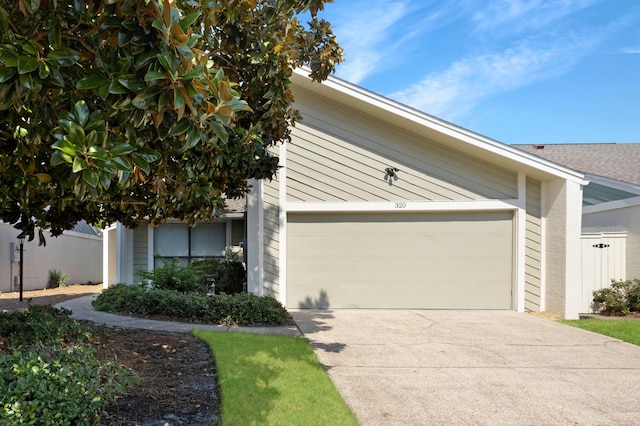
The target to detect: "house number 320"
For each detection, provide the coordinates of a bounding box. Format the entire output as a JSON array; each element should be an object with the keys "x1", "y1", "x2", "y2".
[{"x1": 394, "y1": 202, "x2": 407, "y2": 208}]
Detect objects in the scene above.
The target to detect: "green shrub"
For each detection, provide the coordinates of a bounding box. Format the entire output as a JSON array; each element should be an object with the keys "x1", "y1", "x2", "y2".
[
  {"x1": 0, "y1": 345, "x2": 132, "y2": 425},
  {"x1": 0, "y1": 305, "x2": 90, "y2": 348},
  {"x1": 191, "y1": 254, "x2": 246, "y2": 295},
  {"x1": 92, "y1": 284, "x2": 291, "y2": 326},
  {"x1": 136, "y1": 259, "x2": 208, "y2": 294},
  {"x1": 593, "y1": 278, "x2": 640, "y2": 316},
  {"x1": 47, "y1": 269, "x2": 69, "y2": 289},
  {"x1": 0, "y1": 306, "x2": 138, "y2": 425},
  {"x1": 138, "y1": 254, "x2": 247, "y2": 295}
]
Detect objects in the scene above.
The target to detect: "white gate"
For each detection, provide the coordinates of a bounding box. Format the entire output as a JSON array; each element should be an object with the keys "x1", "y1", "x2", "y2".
[{"x1": 581, "y1": 232, "x2": 626, "y2": 313}]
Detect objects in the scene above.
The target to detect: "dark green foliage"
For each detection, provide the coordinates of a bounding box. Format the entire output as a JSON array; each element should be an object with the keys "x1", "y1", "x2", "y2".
[
  {"x1": 593, "y1": 278, "x2": 640, "y2": 316},
  {"x1": 191, "y1": 256, "x2": 246, "y2": 295},
  {"x1": 0, "y1": 0, "x2": 342, "y2": 243},
  {"x1": 0, "y1": 306, "x2": 138, "y2": 424},
  {"x1": 93, "y1": 284, "x2": 292, "y2": 326},
  {"x1": 137, "y1": 258, "x2": 210, "y2": 294},
  {"x1": 137, "y1": 256, "x2": 247, "y2": 295}
]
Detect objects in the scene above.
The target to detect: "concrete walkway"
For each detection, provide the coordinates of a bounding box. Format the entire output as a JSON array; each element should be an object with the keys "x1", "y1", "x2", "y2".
[
  {"x1": 55, "y1": 295, "x2": 301, "y2": 336},
  {"x1": 291, "y1": 309, "x2": 640, "y2": 426}
]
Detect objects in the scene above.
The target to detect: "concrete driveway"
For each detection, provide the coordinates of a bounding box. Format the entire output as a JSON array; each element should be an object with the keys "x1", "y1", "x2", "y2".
[{"x1": 291, "y1": 310, "x2": 640, "y2": 425}]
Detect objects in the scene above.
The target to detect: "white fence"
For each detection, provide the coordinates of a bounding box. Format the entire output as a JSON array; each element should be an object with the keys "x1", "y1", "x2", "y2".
[{"x1": 580, "y1": 232, "x2": 626, "y2": 313}]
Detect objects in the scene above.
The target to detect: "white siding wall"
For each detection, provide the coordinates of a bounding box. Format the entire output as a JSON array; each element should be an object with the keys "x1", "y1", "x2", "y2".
[
  {"x1": 289, "y1": 90, "x2": 518, "y2": 202},
  {"x1": 525, "y1": 178, "x2": 542, "y2": 311}
]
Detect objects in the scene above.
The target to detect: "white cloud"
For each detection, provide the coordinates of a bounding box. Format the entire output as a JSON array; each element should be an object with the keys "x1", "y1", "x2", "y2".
[
  {"x1": 616, "y1": 47, "x2": 640, "y2": 54},
  {"x1": 328, "y1": 1, "x2": 413, "y2": 83},
  {"x1": 472, "y1": 0, "x2": 599, "y2": 34},
  {"x1": 389, "y1": 35, "x2": 600, "y2": 120}
]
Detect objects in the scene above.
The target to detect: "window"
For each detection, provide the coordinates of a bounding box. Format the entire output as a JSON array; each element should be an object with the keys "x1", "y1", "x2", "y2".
[{"x1": 154, "y1": 223, "x2": 226, "y2": 267}]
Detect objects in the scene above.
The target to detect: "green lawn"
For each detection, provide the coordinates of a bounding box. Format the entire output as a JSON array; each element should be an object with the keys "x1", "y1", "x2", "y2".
[
  {"x1": 561, "y1": 318, "x2": 640, "y2": 345},
  {"x1": 193, "y1": 330, "x2": 358, "y2": 426}
]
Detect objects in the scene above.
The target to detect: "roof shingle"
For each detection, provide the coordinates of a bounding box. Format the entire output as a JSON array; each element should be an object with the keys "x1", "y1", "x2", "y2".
[{"x1": 513, "y1": 143, "x2": 640, "y2": 185}]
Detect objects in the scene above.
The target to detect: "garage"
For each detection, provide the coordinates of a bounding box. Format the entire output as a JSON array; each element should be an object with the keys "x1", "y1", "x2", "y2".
[{"x1": 287, "y1": 211, "x2": 513, "y2": 309}]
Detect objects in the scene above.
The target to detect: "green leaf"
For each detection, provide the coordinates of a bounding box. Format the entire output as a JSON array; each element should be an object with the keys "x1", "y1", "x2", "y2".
[
  {"x1": 24, "y1": 0, "x2": 41, "y2": 14},
  {"x1": 98, "y1": 83, "x2": 110, "y2": 100},
  {"x1": 67, "y1": 122, "x2": 86, "y2": 146},
  {"x1": 0, "y1": 66, "x2": 16, "y2": 83},
  {"x1": 186, "y1": 126, "x2": 201, "y2": 149},
  {"x1": 99, "y1": 171, "x2": 112, "y2": 189},
  {"x1": 132, "y1": 87, "x2": 161, "y2": 109},
  {"x1": 131, "y1": 155, "x2": 150, "y2": 175},
  {"x1": 112, "y1": 156, "x2": 133, "y2": 173},
  {"x1": 38, "y1": 62, "x2": 50, "y2": 79},
  {"x1": 173, "y1": 86, "x2": 185, "y2": 110},
  {"x1": 51, "y1": 139, "x2": 76, "y2": 156},
  {"x1": 108, "y1": 79, "x2": 128, "y2": 94},
  {"x1": 17, "y1": 56, "x2": 39, "y2": 74},
  {"x1": 178, "y1": 10, "x2": 202, "y2": 32},
  {"x1": 74, "y1": 101, "x2": 90, "y2": 127},
  {"x1": 168, "y1": 119, "x2": 191, "y2": 137},
  {"x1": 0, "y1": 6, "x2": 8, "y2": 32},
  {"x1": 48, "y1": 24, "x2": 61, "y2": 49},
  {"x1": 144, "y1": 70, "x2": 166, "y2": 81},
  {"x1": 110, "y1": 144, "x2": 134, "y2": 156},
  {"x1": 51, "y1": 150, "x2": 72, "y2": 166},
  {"x1": 47, "y1": 48, "x2": 80, "y2": 66},
  {"x1": 0, "y1": 45, "x2": 18, "y2": 66},
  {"x1": 210, "y1": 120, "x2": 229, "y2": 143},
  {"x1": 73, "y1": 156, "x2": 87, "y2": 173},
  {"x1": 47, "y1": 67, "x2": 64, "y2": 87},
  {"x1": 77, "y1": 75, "x2": 110, "y2": 90},
  {"x1": 83, "y1": 169, "x2": 99, "y2": 187}
]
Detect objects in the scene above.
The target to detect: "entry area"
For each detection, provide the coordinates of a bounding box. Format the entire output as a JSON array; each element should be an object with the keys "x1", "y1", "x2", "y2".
[{"x1": 287, "y1": 211, "x2": 513, "y2": 309}]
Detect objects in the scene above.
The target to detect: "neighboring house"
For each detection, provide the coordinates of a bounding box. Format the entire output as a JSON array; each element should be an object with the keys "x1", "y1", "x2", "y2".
[
  {"x1": 102, "y1": 198, "x2": 245, "y2": 286},
  {"x1": 107, "y1": 70, "x2": 588, "y2": 319},
  {"x1": 0, "y1": 220, "x2": 102, "y2": 292},
  {"x1": 514, "y1": 143, "x2": 640, "y2": 312}
]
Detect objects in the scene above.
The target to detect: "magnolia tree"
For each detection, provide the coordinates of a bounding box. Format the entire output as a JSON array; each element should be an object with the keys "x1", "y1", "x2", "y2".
[{"x1": 0, "y1": 0, "x2": 342, "y2": 243}]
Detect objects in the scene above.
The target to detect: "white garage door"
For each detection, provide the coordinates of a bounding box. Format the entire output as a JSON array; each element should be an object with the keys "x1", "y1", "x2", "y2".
[{"x1": 287, "y1": 211, "x2": 513, "y2": 309}]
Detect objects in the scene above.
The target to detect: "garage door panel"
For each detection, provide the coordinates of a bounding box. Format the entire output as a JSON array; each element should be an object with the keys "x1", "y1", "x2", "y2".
[
  {"x1": 291, "y1": 234, "x2": 511, "y2": 259},
  {"x1": 287, "y1": 212, "x2": 513, "y2": 309}
]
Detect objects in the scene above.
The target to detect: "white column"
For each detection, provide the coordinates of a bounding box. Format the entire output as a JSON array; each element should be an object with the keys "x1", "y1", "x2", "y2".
[{"x1": 246, "y1": 179, "x2": 264, "y2": 296}]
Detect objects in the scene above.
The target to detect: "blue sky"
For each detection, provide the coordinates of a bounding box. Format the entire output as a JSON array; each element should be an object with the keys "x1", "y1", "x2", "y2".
[{"x1": 318, "y1": 0, "x2": 640, "y2": 145}]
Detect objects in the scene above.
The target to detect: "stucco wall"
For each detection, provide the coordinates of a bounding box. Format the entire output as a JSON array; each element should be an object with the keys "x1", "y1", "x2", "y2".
[
  {"x1": 543, "y1": 179, "x2": 583, "y2": 319},
  {"x1": 0, "y1": 223, "x2": 102, "y2": 292}
]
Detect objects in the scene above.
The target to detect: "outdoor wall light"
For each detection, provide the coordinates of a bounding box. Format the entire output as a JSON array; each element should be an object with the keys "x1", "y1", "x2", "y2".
[{"x1": 385, "y1": 167, "x2": 399, "y2": 178}]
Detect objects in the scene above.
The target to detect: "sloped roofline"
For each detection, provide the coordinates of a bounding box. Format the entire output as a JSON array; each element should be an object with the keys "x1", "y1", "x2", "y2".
[{"x1": 292, "y1": 68, "x2": 586, "y2": 184}]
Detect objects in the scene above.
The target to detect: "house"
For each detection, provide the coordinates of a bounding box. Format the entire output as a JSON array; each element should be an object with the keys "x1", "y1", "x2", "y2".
[
  {"x1": 245, "y1": 69, "x2": 587, "y2": 319},
  {"x1": 0, "y1": 220, "x2": 102, "y2": 292},
  {"x1": 514, "y1": 143, "x2": 640, "y2": 312},
  {"x1": 106, "y1": 70, "x2": 588, "y2": 319}
]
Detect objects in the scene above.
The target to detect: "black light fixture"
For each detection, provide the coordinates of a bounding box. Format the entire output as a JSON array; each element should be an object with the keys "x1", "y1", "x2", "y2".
[{"x1": 384, "y1": 167, "x2": 399, "y2": 178}]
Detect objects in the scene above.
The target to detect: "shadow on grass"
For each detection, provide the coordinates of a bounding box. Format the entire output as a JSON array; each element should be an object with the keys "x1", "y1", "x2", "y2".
[{"x1": 194, "y1": 330, "x2": 357, "y2": 425}]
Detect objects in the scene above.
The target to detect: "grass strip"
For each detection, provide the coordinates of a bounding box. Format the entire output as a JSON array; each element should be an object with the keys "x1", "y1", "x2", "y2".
[
  {"x1": 193, "y1": 330, "x2": 358, "y2": 425},
  {"x1": 561, "y1": 318, "x2": 640, "y2": 345}
]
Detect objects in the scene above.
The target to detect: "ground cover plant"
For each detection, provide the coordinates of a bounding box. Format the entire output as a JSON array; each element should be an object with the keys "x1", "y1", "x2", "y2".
[
  {"x1": 0, "y1": 305, "x2": 138, "y2": 424},
  {"x1": 561, "y1": 318, "x2": 640, "y2": 346},
  {"x1": 194, "y1": 330, "x2": 358, "y2": 425},
  {"x1": 93, "y1": 283, "x2": 292, "y2": 326}
]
